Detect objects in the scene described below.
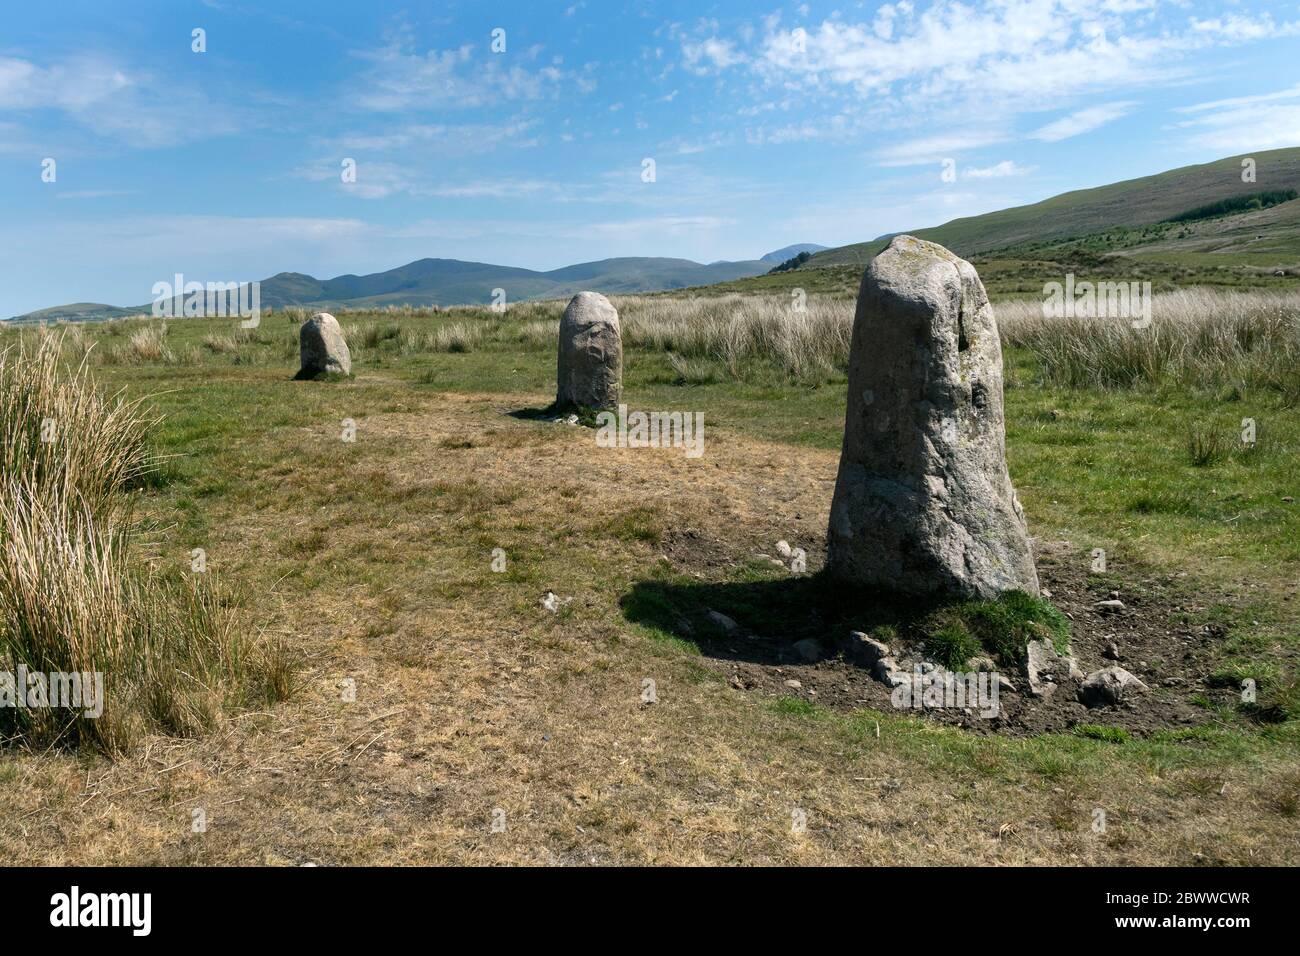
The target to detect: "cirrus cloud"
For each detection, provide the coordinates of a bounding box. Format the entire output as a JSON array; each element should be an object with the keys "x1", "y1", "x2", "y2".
[{"x1": 1030, "y1": 102, "x2": 1136, "y2": 142}]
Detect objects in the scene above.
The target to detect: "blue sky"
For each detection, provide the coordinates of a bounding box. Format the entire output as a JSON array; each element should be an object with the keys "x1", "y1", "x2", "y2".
[{"x1": 2, "y1": 0, "x2": 1299, "y2": 316}]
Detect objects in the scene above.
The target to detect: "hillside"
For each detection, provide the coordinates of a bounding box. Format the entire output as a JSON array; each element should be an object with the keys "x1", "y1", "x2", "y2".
[
  {"x1": 760, "y1": 243, "x2": 828, "y2": 263},
  {"x1": 14, "y1": 302, "x2": 146, "y2": 323},
  {"x1": 806, "y1": 147, "x2": 1300, "y2": 268},
  {"x1": 687, "y1": 149, "x2": 1298, "y2": 301}
]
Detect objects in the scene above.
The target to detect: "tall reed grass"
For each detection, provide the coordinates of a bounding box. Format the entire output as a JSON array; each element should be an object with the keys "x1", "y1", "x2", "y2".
[
  {"x1": 617, "y1": 294, "x2": 853, "y2": 381},
  {"x1": 0, "y1": 334, "x2": 283, "y2": 753},
  {"x1": 0, "y1": 335, "x2": 157, "y2": 516},
  {"x1": 999, "y1": 289, "x2": 1300, "y2": 402},
  {"x1": 0, "y1": 481, "x2": 235, "y2": 750}
]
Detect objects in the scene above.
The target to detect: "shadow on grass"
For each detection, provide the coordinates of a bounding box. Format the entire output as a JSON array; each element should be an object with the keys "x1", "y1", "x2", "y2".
[
  {"x1": 620, "y1": 569, "x2": 936, "y2": 666},
  {"x1": 507, "y1": 403, "x2": 603, "y2": 426},
  {"x1": 507, "y1": 405, "x2": 557, "y2": 421},
  {"x1": 291, "y1": 369, "x2": 352, "y2": 382}
]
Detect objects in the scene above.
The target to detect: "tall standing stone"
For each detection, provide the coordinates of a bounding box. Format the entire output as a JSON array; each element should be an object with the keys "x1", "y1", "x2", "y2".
[
  {"x1": 556, "y1": 291, "x2": 622, "y2": 411},
  {"x1": 827, "y1": 235, "x2": 1038, "y2": 600},
  {"x1": 295, "y1": 312, "x2": 352, "y2": 379}
]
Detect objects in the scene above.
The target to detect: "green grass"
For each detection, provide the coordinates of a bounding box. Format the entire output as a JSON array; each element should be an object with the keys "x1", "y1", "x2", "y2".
[
  {"x1": 604, "y1": 507, "x2": 665, "y2": 545},
  {"x1": 4, "y1": 287, "x2": 1297, "y2": 767},
  {"x1": 0, "y1": 279, "x2": 1296, "y2": 865},
  {"x1": 1075, "y1": 724, "x2": 1132, "y2": 744},
  {"x1": 10, "y1": 298, "x2": 1297, "y2": 583},
  {"x1": 771, "y1": 695, "x2": 818, "y2": 716},
  {"x1": 12, "y1": 297, "x2": 1300, "y2": 585},
  {"x1": 925, "y1": 591, "x2": 1071, "y2": 667},
  {"x1": 925, "y1": 621, "x2": 983, "y2": 669},
  {"x1": 0, "y1": 335, "x2": 287, "y2": 753}
]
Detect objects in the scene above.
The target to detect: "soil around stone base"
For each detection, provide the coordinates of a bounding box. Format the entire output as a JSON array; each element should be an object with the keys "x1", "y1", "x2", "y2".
[{"x1": 635, "y1": 533, "x2": 1250, "y2": 738}]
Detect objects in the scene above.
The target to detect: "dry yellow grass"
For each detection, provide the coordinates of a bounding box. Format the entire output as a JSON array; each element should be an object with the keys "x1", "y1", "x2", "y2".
[
  {"x1": 0, "y1": 334, "x2": 157, "y2": 515},
  {"x1": 999, "y1": 288, "x2": 1300, "y2": 397},
  {"x1": 0, "y1": 335, "x2": 276, "y2": 753}
]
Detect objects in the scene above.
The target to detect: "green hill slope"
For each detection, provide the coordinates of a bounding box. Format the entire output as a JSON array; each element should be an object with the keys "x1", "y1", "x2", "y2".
[
  {"x1": 808, "y1": 147, "x2": 1300, "y2": 268},
  {"x1": 11, "y1": 302, "x2": 146, "y2": 323}
]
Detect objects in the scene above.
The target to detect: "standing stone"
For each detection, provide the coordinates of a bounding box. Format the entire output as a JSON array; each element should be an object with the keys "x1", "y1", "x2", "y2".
[
  {"x1": 295, "y1": 312, "x2": 351, "y2": 379},
  {"x1": 827, "y1": 235, "x2": 1038, "y2": 600},
  {"x1": 556, "y1": 292, "x2": 621, "y2": 410}
]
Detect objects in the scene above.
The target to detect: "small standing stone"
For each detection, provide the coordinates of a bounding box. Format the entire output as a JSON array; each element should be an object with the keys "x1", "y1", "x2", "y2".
[
  {"x1": 295, "y1": 312, "x2": 351, "y2": 379},
  {"x1": 556, "y1": 291, "x2": 622, "y2": 411}
]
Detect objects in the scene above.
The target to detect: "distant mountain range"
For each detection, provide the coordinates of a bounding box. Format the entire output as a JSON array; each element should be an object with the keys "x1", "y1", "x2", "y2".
[
  {"x1": 17, "y1": 149, "x2": 1300, "y2": 323},
  {"x1": 7, "y1": 246, "x2": 823, "y2": 323}
]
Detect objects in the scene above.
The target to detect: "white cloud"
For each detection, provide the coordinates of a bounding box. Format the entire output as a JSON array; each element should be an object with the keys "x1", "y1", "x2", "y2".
[
  {"x1": 352, "y1": 39, "x2": 570, "y2": 111},
  {"x1": 682, "y1": 37, "x2": 746, "y2": 74},
  {"x1": 1170, "y1": 85, "x2": 1300, "y2": 152},
  {"x1": 663, "y1": 131, "x2": 732, "y2": 154},
  {"x1": 1176, "y1": 84, "x2": 1300, "y2": 115},
  {"x1": 336, "y1": 119, "x2": 540, "y2": 153},
  {"x1": 1030, "y1": 102, "x2": 1135, "y2": 142},
  {"x1": 0, "y1": 55, "x2": 129, "y2": 110},
  {"x1": 963, "y1": 160, "x2": 1036, "y2": 179},
  {"x1": 749, "y1": 4, "x2": 1184, "y2": 104},
  {"x1": 1189, "y1": 14, "x2": 1300, "y2": 42},
  {"x1": 681, "y1": 1, "x2": 1300, "y2": 156},
  {"x1": 582, "y1": 215, "x2": 733, "y2": 237},
  {"x1": 426, "y1": 179, "x2": 556, "y2": 199},
  {"x1": 293, "y1": 161, "x2": 561, "y2": 201},
  {"x1": 874, "y1": 128, "x2": 1010, "y2": 166},
  {"x1": 294, "y1": 160, "x2": 416, "y2": 199},
  {"x1": 0, "y1": 54, "x2": 242, "y2": 147}
]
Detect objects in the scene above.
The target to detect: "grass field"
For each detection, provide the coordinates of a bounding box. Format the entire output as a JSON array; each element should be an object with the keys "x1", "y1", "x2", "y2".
[{"x1": 0, "y1": 292, "x2": 1297, "y2": 865}]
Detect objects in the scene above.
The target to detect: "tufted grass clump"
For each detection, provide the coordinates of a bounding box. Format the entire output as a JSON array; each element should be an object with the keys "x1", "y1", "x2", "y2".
[
  {"x1": 926, "y1": 621, "x2": 983, "y2": 669},
  {"x1": 0, "y1": 334, "x2": 290, "y2": 754},
  {"x1": 925, "y1": 589, "x2": 1070, "y2": 668},
  {"x1": 0, "y1": 334, "x2": 158, "y2": 517}
]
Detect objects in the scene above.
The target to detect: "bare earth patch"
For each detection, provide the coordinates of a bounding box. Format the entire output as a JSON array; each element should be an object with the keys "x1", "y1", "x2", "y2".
[{"x1": 702, "y1": 539, "x2": 1242, "y2": 738}]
